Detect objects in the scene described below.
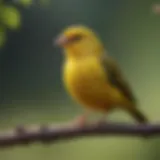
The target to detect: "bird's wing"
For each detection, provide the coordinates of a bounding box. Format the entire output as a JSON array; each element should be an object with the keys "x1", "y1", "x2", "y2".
[{"x1": 100, "y1": 54, "x2": 136, "y2": 103}]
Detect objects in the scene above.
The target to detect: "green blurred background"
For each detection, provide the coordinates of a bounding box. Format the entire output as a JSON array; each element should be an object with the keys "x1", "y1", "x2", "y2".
[{"x1": 0, "y1": 0, "x2": 160, "y2": 160}]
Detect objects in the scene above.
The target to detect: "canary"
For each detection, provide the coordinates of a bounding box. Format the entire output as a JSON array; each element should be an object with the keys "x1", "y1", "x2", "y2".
[{"x1": 55, "y1": 25, "x2": 148, "y2": 125}]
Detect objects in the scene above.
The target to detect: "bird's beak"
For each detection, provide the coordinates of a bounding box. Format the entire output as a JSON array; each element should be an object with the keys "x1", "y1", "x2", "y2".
[{"x1": 54, "y1": 35, "x2": 69, "y2": 47}]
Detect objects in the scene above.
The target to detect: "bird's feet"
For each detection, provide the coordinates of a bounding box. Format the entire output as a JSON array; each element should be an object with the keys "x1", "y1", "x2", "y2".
[
  {"x1": 72, "y1": 114, "x2": 88, "y2": 127},
  {"x1": 96, "y1": 117, "x2": 107, "y2": 126}
]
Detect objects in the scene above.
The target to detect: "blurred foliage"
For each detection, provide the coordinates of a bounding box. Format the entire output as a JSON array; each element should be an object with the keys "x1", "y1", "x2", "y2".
[
  {"x1": 18, "y1": 0, "x2": 33, "y2": 7},
  {"x1": 1, "y1": 5, "x2": 21, "y2": 29},
  {"x1": 0, "y1": 26, "x2": 6, "y2": 47},
  {"x1": 0, "y1": 0, "x2": 49, "y2": 48}
]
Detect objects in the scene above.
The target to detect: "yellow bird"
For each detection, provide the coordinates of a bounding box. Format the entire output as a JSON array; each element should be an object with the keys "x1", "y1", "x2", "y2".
[{"x1": 54, "y1": 25, "x2": 148, "y2": 125}]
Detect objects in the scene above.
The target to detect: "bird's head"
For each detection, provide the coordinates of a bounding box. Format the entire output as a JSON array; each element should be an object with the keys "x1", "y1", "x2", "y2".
[{"x1": 54, "y1": 25, "x2": 104, "y2": 58}]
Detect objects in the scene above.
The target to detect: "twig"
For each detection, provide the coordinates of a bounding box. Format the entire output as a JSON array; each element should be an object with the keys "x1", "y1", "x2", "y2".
[{"x1": 0, "y1": 122, "x2": 160, "y2": 148}]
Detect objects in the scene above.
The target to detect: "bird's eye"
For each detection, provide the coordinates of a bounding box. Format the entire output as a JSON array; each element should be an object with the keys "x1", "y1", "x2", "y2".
[{"x1": 70, "y1": 34, "x2": 83, "y2": 43}]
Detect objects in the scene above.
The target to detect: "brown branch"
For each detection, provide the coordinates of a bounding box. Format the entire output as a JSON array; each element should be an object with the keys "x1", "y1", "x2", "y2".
[{"x1": 0, "y1": 122, "x2": 160, "y2": 148}]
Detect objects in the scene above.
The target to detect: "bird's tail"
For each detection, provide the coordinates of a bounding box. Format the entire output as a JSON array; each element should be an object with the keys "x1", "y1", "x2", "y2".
[
  {"x1": 128, "y1": 107, "x2": 148, "y2": 124},
  {"x1": 126, "y1": 103, "x2": 149, "y2": 138},
  {"x1": 129, "y1": 108, "x2": 150, "y2": 138}
]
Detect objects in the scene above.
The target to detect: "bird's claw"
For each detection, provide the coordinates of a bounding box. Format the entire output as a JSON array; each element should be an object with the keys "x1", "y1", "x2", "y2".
[
  {"x1": 72, "y1": 115, "x2": 87, "y2": 127},
  {"x1": 96, "y1": 118, "x2": 107, "y2": 126}
]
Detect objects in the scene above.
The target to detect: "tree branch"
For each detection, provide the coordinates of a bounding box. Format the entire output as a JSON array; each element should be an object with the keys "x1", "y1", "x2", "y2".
[{"x1": 0, "y1": 122, "x2": 160, "y2": 148}]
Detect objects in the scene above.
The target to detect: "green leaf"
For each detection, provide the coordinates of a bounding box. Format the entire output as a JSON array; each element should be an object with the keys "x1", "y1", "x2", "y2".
[
  {"x1": 0, "y1": 27, "x2": 6, "y2": 47},
  {"x1": 1, "y1": 6, "x2": 21, "y2": 30}
]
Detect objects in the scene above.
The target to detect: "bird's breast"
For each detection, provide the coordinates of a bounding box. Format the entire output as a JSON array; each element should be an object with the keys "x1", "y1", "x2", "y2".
[
  {"x1": 63, "y1": 58, "x2": 105, "y2": 92},
  {"x1": 63, "y1": 58, "x2": 120, "y2": 109}
]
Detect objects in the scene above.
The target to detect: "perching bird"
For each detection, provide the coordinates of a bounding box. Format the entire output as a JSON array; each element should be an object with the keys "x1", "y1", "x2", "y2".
[{"x1": 54, "y1": 25, "x2": 148, "y2": 126}]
